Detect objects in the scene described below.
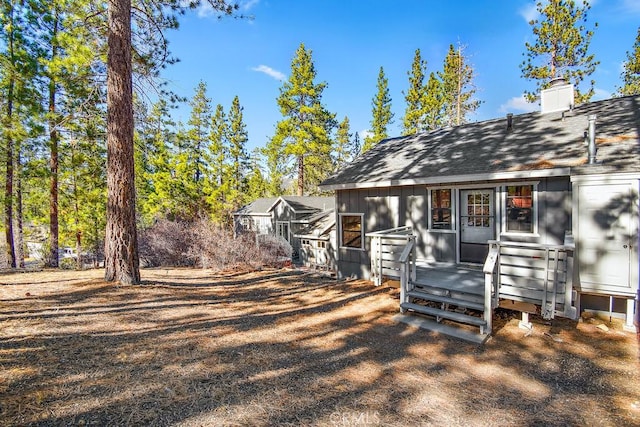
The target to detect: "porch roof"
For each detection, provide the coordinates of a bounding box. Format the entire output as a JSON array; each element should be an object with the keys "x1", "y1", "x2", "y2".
[{"x1": 320, "y1": 95, "x2": 640, "y2": 191}]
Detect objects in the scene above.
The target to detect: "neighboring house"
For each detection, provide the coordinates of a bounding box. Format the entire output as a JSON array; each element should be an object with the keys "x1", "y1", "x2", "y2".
[
  {"x1": 294, "y1": 209, "x2": 337, "y2": 272},
  {"x1": 234, "y1": 196, "x2": 335, "y2": 265},
  {"x1": 320, "y1": 82, "x2": 640, "y2": 339}
]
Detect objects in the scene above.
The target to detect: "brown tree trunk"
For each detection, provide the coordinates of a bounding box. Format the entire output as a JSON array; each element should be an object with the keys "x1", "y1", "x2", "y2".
[
  {"x1": 104, "y1": 0, "x2": 140, "y2": 284},
  {"x1": 16, "y1": 151, "x2": 25, "y2": 268},
  {"x1": 49, "y1": 79, "x2": 59, "y2": 268},
  {"x1": 297, "y1": 154, "x2": 304, "y2": 196},
  {"x1": 4, "y1": 5, "x2": 16, "y2": 268}
]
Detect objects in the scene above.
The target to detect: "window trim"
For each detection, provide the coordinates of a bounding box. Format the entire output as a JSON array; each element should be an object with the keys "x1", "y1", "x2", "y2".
[
  {"x1": 339, "y1": 213, "x2": 365, "y2": 251},
  {"x1": 500, "y1": 182, "x2": 539, "y2": 236},
  {"x1": 428, "y1": 188, "x2": 455, "y2": 231},
  {"x1": 276, "y1": 221, "x2": 290, "y2": 242}
]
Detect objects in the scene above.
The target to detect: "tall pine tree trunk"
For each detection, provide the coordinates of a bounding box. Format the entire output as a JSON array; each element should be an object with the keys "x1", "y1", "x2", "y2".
[
  {"x1": 105, "y1": 0, "x2": 140, "y2": 284},
  {"x1": 4, "y1": 5, "x2": 16, "y2": 268},
  {"x1": 297, "y1": 154, "x2": 304, "y2": 196},
  {"x1": 16, "y1": 150, "x2": 24, "y2": 268},
  {"x1": 48, "y1": 14, "x2": 60, "y2": 268},
  {"x1": 49, "y1": 78, "x2": 59, "y2": 268}
]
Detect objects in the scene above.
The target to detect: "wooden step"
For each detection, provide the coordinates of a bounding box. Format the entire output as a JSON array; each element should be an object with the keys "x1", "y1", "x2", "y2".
[
  {"x1": 406, "y1": 289, "x2": 485, "y2": 311},
  {"x1": 392, "y1": 313, "x2": 490, "y2": 344},
  {"x1": 400, "y1": 302, "x2": 487, "y2": 327},
  {"x1": 413, "y1": 283, "x2": 485, "y2": 304}
]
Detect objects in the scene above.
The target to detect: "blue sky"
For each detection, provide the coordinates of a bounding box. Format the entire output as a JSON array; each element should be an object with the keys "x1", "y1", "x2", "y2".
[{"x1": 160, "y1": 0, "x2": 640, "y2": 153}]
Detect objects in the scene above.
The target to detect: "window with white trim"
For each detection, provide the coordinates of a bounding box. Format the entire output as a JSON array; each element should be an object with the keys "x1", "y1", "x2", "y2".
[
  {"x1": 340, "y1": 214, "x2": 364, "y2": 249},
  {"x1": 276, "y1": 221, "x2": 290, "y2": 242},
  {"x1": 431, "y1": 188, "x2": 453, "y2": 230},
  {"x1": 505, "y1": 184, "x2": 535, "y2": 233}
]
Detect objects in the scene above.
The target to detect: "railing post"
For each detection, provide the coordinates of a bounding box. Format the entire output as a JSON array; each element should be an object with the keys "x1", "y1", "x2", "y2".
[
  {"x1": 483, "y1": 241, "x2": 499, "y2": 336},
  {"x1": 400, "y1": 261, "x2": 407, "y2": 313}
]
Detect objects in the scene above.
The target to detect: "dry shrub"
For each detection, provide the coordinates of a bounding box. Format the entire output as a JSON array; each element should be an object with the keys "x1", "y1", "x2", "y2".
[
  {"x1": 139, "y1": 219, "x2": 293, "y2": 271},
  {"x1": 138, "y1": 220, "x2": 195, "y2": 267}
]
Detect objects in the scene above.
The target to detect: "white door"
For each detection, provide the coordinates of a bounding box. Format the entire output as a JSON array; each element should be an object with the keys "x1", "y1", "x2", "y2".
[
  {"x1": 460, "y1": 189, "x2": 495, "y2": 244},
  {"x1": 578, "y1": 183, "x2": 634, "y2": 291}
]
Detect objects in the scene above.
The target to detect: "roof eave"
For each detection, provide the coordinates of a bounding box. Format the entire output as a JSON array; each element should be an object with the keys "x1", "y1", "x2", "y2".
[{"x1": 319, "y1": 168, "x2": 572, "y2": 191}]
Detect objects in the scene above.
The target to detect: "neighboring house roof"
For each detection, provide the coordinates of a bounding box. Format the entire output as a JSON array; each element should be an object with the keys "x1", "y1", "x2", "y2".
[
  {"x1": 294, "y1": 210, "x2": 336, "y2": 239},
  {"x1": 233, "y1": 197, "x2": 278, "y2": 216},
  {"x1": 233, "y1": 196, "x2": 335, "y2": 216},
  {"x1": 320, "y1": 95, "x2": 640, "y2": 190}
]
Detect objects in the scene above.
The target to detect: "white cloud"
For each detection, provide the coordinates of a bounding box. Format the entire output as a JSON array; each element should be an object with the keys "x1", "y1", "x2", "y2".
[
  {"x1": 620, "y1": 0, "x2": 640, "y2": 14},
  {"x1": 519, "y1": 2, "x2": 539, "y2": 23},
  {"x1": 499, "y1": 95, "x2": 538, "y2": 113},
  {"x1": 593, "y1": 87, "x2": 612, "y2": 100},
  {"x1": 252, "y1": 65, "x2": 286, "y2": 81},
  {"x1": 241, "y1": 0, "x2": 260, "y2": 11},
  {"x1": 359, "y1": 130, "x2": 373, "y2": 141}
]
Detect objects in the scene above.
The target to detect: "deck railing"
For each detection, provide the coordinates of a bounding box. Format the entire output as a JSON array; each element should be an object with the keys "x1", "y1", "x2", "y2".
[
  {"x1": 486, "y1": 240, "x2": 576, "y2": 320},
  {"x1": 367, "y1": 226, "x2": 416, "y2": 286}
]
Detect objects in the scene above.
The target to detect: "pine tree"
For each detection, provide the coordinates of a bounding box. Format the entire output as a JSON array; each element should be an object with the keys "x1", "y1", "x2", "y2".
[
  {"x1": 439, "y1": 43, "x2": 481, "y2": 127},
  {"x1": 617, "y1": 28, "x2": 640, "y2": 96},
  {"x1": 363, "y1": 66, "x2": 393, "y2": 152},
  {"x1": 226, "y1": 95, "x2": 249, "y2": 212},
  {"x1": 334, "y1": 116, "x2": 352, "y2": 168},
  {"x1": 245, "y1": 148, "x2": 267, "y2": 201},
  {"x1": 351, "y1": 131, "x2": 361, "y2": 159},
  {"x1": 402, "y1": 49, "x2": 427, "y2": 135},
  {"x1": 422, "y1": 72, "x2": 444, "y2": 130},
  {"x1": 207, "y1": 103, "x2": 228, "y2": 224},
  {"x1": 520, "y1": 0, "x2": 599, "y2": 105},
  {"x1": 267, "y1": 43, "x2": 336, "y2": 196}
]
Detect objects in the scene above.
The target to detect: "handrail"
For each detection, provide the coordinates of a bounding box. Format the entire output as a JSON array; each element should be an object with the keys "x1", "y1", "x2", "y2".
[
  {"x1": 366, "y1": 226, "x2": 413, "y2": 237},
  {"x1": 368, "y1": 226, "x2": 416, "y2": 286},
  {"x1": 399, "y1": 237, "x2": 416, "y2": 311}
]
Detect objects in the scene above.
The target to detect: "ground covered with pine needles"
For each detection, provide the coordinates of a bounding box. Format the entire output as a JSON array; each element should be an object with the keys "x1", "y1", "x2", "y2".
[{"x1": 1, "y1": 267, "x2": 639, "y2": 426}]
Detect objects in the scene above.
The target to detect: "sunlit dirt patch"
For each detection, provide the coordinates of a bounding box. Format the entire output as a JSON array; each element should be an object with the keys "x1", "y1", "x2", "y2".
[{"x1": 1, "y1": 267, "x2": 639, "y2": 426}]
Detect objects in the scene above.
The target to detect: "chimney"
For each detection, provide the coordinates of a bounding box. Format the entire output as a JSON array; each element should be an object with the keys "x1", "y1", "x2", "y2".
[
  {"x1": 506, "y1": 113, "x2": 513, "y2": 132},
  {"x1": 540, "y1": 77, "x2": 574, "y2": 114},
  {"x1": 587, "y1": 115, "x2": 597, "y2": 164}
]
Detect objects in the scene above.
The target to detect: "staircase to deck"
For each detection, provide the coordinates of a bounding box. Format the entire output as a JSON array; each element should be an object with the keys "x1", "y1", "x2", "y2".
[{"x1": 369, "y1": 228, "x2": 575, "y2": 344}]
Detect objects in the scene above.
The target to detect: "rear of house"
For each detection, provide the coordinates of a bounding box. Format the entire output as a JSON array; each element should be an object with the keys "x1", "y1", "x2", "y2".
[{"x1": 320, "y1": 87, "x2": 640, "y2": 332}]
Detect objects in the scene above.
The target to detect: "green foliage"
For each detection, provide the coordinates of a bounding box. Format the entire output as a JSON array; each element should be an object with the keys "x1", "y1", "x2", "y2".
[
  {"x1": 334, "y1": 116, "x2": 353, "y2": 168},
  {"x1": 439, "y1": 43, "x2": 481, "y2": 127},
  {"x1": 520, "y1": 0, "x2": 599, "y2": 104},
  {"x1": 402, "y1": 49, "x2": 427, "y2": 135},
  {"x1": 267, "y1": 43, "x2": 336, "y2": 196},
  {"x1": 363, "y1": 67, "x2": 393, "y2": 152},
  {"x1": 617, "y1": 28, "x2": 640, "y2": 96}
]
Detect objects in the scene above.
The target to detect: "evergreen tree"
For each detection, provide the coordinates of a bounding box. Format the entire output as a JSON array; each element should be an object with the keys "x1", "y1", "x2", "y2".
[
  {"x1": 267, "y1": 43, "x2": 336, "y2": 196},
  {"x1": 351, "y1": 131, "x2": 361, "y2": 160},
  {"x1": 245, "y1": 148, "x2": 267, "y2": 202},
  {"x1": 520, "y1": 0, "x2": 599, "y2": 104},
  {"x1": 422, "y1": 72, "x2": 444, "y2": 130},
  {"x1": 439, "y1": 43, "x2": 481, "y2": 127},
  {"x1": 402, "y1": 49, "x2": 427, "y2": 135},
  {"x1": 334, "y1": 116, "x2": 352, "y2": 168},
  {"x1": 226, "y1": 95, "x2": 249, "y2": 212},
  {"x1": 207, "y1": 103, "x2": 228, "y2": 224},
  {"x1": 363, "y1": 66, "x2": 393, "y2": 152},
  {"x1": 617, "y1": 28, "x2": 640, "y2": 96}
]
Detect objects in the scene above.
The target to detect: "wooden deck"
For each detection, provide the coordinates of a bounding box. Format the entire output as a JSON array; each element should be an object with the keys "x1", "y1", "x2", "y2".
[{"x1": 414, "y1": 263, "x2": 484, "y2": 296}]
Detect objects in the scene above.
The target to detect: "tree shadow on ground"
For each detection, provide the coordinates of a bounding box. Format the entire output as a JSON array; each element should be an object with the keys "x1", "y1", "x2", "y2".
[{"x1": 1, "y1": 268, "x2": 638, "y2": 426}]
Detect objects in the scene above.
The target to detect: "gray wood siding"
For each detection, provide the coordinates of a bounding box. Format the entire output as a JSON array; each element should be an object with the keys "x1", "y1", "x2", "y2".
[{"x1": 336, "y1": 178, "x2": 574, "y2": 279}]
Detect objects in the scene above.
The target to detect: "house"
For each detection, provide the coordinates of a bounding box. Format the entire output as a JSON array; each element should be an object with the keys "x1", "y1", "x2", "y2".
[
  {"x1": 294, "y1": 209, "x2": 337, "y2": 272},
  {"x1": 319, "y1": 83, "x2": 639, "y2": 341},
  {"x1": 233, "y1": 196, "x2": 335, "y2": 265}
]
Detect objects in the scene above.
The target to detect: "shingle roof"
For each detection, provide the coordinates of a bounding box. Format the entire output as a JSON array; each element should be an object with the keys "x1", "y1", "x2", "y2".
[
  {"x1": 233, "y1": 196, "x2": 335, "y2": 215},
  {"x1": 320, "y1": 95, "x2": 640, "y2": 190},
  {"x1": 293, "y1": 210, "x2": 335, "y2": 238}
]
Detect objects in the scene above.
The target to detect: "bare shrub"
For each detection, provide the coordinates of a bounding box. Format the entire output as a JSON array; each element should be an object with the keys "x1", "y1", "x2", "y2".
[
  {"x1": 139, "y1": 218, "x2": 294, "y2": 271},
  {"x1": 138, "y1": 220, "x2": 195, "y2": 267}
]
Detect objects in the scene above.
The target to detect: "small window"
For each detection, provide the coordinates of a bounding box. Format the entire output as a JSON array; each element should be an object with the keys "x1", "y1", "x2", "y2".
[
  {"x1": 240, "y1": 217, "x2": 250, "y2": 230},
  {"x1": 506, "y1": 185, "x2": 534, "y2": 233},
  {"x1": 340, "y1": 214, "x2": 363, "y2": 249},
  {"x1": 318, "y1": 241, "x2": 327, "y2": 249},
  {"x1": 276, "y1": 221, "x2": 290, "y2": 242},
  {"x1": 431, "y1": 189, "x2": 452, "y2": 229},
  {"x1": 301, "y1": 239, "x2": 311, "y2": 247}
]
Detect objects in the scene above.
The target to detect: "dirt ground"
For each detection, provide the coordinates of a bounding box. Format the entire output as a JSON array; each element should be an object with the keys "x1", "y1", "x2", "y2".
[{"x1": 1, "y1": 267, "x2": 639, "y2": 427}]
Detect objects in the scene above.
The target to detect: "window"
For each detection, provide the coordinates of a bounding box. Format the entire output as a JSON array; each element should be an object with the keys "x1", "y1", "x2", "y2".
[
  {"x1": 318, "y1": 241, "x2": 327, "y2": 249},
  {"x1": 276, "y1": 221, "x2": 290, "y2": 242},
  {"x1": 431, "y1": 189, "x2": 452, "y2": 229},
  {"x1": 506, "y1": 185, "x2": 534, "y2": 233},
  {"x1": 340, "y1": 214, "x2": 363, "y2": 249},
  {"x1": 240, "y1": 217, "x2": 250, "y2": 231}
]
